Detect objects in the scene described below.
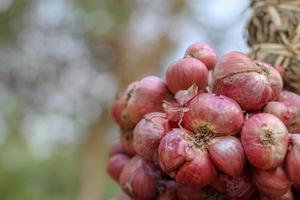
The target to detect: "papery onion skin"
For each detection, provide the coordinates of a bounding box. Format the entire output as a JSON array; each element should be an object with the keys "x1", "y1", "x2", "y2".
[
  {"x1": 211, "y1": 171, "x2": 255, "y2": 200},
  {"x1": 241, "y1": 113, "x2": 289, "y2": 169},
  {"x1": 279, "y1": 91, "x2": 300, "y2": 133},
  {"x1": 284, "y1": 134, "x2": 300, "y2": 184},
  {"x1": 252, "y1": 166, "x2": 291, "y2": 198},
  {"x1": 112, "y1": 76, "x2": 171, "y2": 129},
  {"x1": 158, "y1": 129, "x2": 187, "y2": 173},
  {"x1": 254, "y1": 61, "x2": 283, "y2": 101},
  {"x1": 165, "y1": 57, "x2": 208, "y2": 94},
  {"x1": 212, "y1": 52, "x2": 275, "y2": 111},
  {"x1": 107, "y1": 154, "x2": 130, "y2": 182},
  {"x1": 119, "y1": 155, "x2": 163, "y2": 200},
  {"x1": 175, "y1": 148, "x2": 216, "y2": 188},
  {"x1": 158, "y1": 128, "x2": 216, "y2": 188},
  {"x1": 133, "y1": 112, "x2": 172, "y2": 162},
  {"x1": 184, "y1": 42, "x2": 218, "y2": 70},
  {"x1": 120, "y1": 129, "x2": 136, "y2": 156},
  {"x1": 253, "y1": 189, "x2": 294, "y2": 200},
  {"x1": 208, "y1": 136, "x2": 245, "y2": 177},
  {"x1": 183, "y1": 93, "x2": 244, "y2": 136},
  {"x1": 263, "y1": 102, "x2": 292, "y2": 127}
]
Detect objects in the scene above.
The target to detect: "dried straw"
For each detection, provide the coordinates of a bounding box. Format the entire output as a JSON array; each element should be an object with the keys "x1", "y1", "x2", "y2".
[{"x1": 246, "y1": 0, "x2": 300, "y2": 93}]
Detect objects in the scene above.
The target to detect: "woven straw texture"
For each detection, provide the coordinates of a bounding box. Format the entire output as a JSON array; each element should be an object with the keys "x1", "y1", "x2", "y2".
[{"x1": 247, "y1": 0, "x2": 300, "y2": 94}]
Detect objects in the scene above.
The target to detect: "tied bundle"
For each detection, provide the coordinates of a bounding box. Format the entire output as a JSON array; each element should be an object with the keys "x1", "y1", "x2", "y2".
[{"x1": 246, "y1": 0, "x2": 300, "y2": 94}]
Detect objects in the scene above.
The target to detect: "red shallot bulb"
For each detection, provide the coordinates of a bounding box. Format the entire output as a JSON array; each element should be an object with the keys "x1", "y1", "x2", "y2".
[
  {"x1": 254, "y1": 61, "x2": 283, "y2": 101},
  {"x1": 159, "y1": 93, "x2": 246, "y2": 187},
  {"x1": 183, "y1": 93, "x2": 244, "y2": 136},
  {"x1": 165, "y1": 57, "x2": 208, "y2": 94},
  {"x1": 264, "y1": 91, "x2": 300, "y2": 133},
  {"x1": 208, "y1": 136, "x2": 245, "y2": 176},
  {"x1": 107, "y1": 154, "x2": 130, "y2": 182},
  {"x1": 284, "y1": 134, "x2": 300, "y2": 185},
  {"x1": 109, "y1": 142, "x2": 126, "y2": 157},
  {"x1": 278, "y1": 91, "x2": 300, "y2": 132},
  {"x1": 253, "y1": 189, "x2": 294, "y2": 200},
  {"x1": 119, "y1": 155, "x2": 163, "y2": 200},
  {"x1": 211, "y1": 171, "x2": 255, "y2": 200},
  {"x1": 212, "y1": 52, "x2": 282, "y2": 111},
  {"x1": 133, "y1": 112, "x2": 172, "y2": 162},
  {"x1": 241, "y1": 113, "x2": 289, "y2": 169},
  {"x1": 158, "y1": 128, "x2": 217, "y2": 188},
  {"x1": 112, "y1": 76, "x2": 171, "y2": 129},
  {"x1": 252, "y1": 166, "x2": 291, "y2": 198},
  {"x1": 263, "y1": 102, "x2": 292, "y2": 127},
  {"x1": 120, "y1": 129, "x2": 136, "y2": 156},
  {"x1": 184, "y1": 42, "x2": 218, "y2": 70}
]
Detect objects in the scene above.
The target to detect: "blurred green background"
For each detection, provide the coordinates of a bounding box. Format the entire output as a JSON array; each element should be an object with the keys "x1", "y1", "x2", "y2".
[{"x1": 0, "y1": 0, "x2": 250, "y2": 199}]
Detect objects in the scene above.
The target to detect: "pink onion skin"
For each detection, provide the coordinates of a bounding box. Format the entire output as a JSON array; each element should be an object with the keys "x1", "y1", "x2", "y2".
[
  {"x1": 252, "y1": 166, "x2": 291, "y2": 198},
  {"x1": 184, "y1": 42, "x2": 218, "y2": 70},
  {"x1": 120, "y1": 129, "x2": 136, "y2": 156},
  {"x1": 212, "y1": 52, "x2": 275, "y2": 111},
  {"x1": 175, "y1": 148, "x2": 216, "y2": 188},
  {"x1": 165, "y1": 57, "x2": 208, "y2": 94},
  {"x1": 156, "y1": 180, "x2": 178, "y2": 200},
  {"x1": 279, "y1": 91, "x2": 300, "y2": 133},
  {"x1": 254, "y1": 61, "x2": 283, "y2": 101},
  {"x1": 211, "y1": 171, "x2": 256, "y2": 200},
  {"x1": 241, "y1": 113, "x2": 289, "y2": 169},
  {"x1": 284, "y1": 134, "x2": 300, "y2": 184},
  {"x1": 158, "y1": 129, "x2": 187, "y2": 173},
  {"x1": 109, "y1": 142, "x2": 126, "y2": 157},
  {"x1": 133, "y1": 112, "x2": 172, "y2": 162},
  {"x1": 213, "y1": 51, "x2": 258, "y2": 80},
  {"x1": 107, "y1": 154, "x2": 130, "y2": 182},
  {"x1": 158, "y1": 129, "x2": 217, "y2": 188},
  {"x1": 177, "y1": 185, "x2": 229, "y2": 200},
  {"x1": 112, "y1": 76, "x2": 171, "y2": 129},
  {"x1": 182, "y1": 93, "x2": 244, "y2": 136},
  {"x1": 119, "y1": 155, "x2": 163, "y2": 200},
  {"x1": 263, "y1": 102, "x2": 292, "y2": 127},
  {"x1": 253, "y1": 189, "x2": 294, "y2": 200},
  {"x1": 208, "y1": 136, "x2": 246, "y2": 177}
]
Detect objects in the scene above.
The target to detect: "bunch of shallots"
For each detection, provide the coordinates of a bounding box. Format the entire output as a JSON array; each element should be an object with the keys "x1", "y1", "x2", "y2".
[{"x1": 108, "y1": 42, "x2": 300, "y2": 200}]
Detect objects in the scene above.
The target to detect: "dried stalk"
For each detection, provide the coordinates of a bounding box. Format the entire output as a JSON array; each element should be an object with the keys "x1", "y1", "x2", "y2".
[{"x1": 246, "y1": 0, "x2": 300, "y2": 94}]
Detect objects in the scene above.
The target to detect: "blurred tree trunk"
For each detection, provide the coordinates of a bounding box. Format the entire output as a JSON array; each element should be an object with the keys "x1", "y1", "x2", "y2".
[
  {"x1": 77, "y1": 37, "x2": 172, "y2": 200},
  {"x1": 77, "y1": 1, "x2": 186, "y2": 200},
  {"x1": 77, "y1": 108, "x2": 110, "y2": 200}
]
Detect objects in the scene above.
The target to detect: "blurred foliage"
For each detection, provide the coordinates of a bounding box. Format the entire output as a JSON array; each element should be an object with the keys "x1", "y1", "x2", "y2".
[
  {"x1": 0, "y1": 133, "x2": 79, "y2": 200},
  {"x1": 0, "y1": 0, "x2": 28, "y2": 44}
]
